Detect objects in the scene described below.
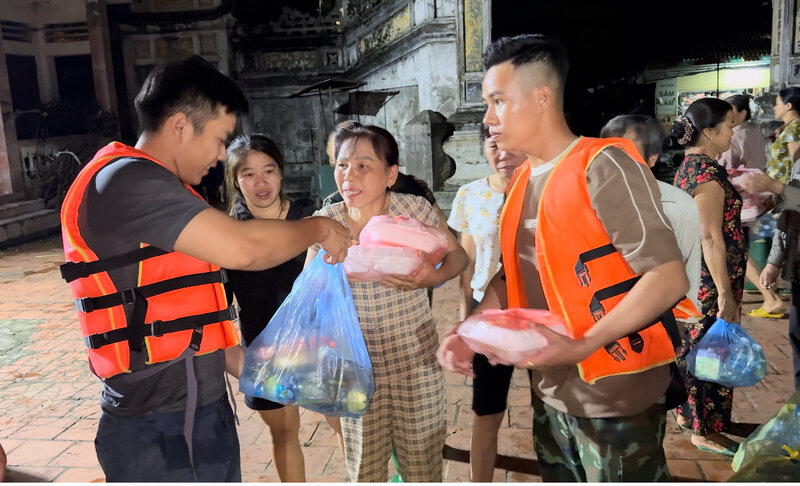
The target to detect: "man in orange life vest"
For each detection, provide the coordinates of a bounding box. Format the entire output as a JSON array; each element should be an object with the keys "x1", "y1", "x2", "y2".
[
  {"x1": 437, "y1": 35, "x2": 689, "y2": 481},
  {"x1": 60, "y1": 56, "x2": 349, "y2": 481}
]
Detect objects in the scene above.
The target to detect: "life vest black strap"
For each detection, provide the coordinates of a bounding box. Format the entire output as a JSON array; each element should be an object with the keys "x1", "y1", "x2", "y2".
[
  {"x1": 590, "y1": 277, "x2": 683, "y2": 361},
  {"x1": 574, "y1": 244, "x2": 617, "y2": 287},
  {"x1": 600, "y1": 301, "x2": 683, "y2": 361},
  {"x1": 588, "y1": 276, "x2": 641, "y2": 322},
  {"x1": 75, "y1": 269, "x2": 228, "y2": 313},
  {"x1": 60, "y1": 246, "x2": 170, "y2": 283},
  {"x1": 83, "y1": 306, "x2": 237, "y2": 350}
]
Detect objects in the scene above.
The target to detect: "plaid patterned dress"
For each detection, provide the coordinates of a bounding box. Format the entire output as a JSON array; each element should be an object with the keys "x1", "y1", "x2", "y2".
[{"x1": 313, "y1": 192, "x2": 446, "y2": 482}]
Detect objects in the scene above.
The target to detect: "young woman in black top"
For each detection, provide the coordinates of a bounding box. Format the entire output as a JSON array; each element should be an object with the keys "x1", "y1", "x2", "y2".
[{"x1": 223, "y1": 134, "x2": 316, "y2": 481}]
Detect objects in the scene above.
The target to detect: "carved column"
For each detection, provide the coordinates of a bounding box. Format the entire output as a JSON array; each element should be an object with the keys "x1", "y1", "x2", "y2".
[
  {"x1": 404, "y1": 110, "x2": 455, "y2": 191},
  {"x1": 87, "y1": 0, "x2": 119, "y2": 115},
  {"x1": 0, "y1": 37, "x2": 24, "y2": 197}
]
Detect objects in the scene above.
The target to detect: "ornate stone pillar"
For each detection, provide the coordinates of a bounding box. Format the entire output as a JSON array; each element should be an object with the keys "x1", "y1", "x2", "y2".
[
  {"x1": 0, "y1": 38, "x2": 24, "y2": 198},
  {"x1": 404, "y1": 110, "x2": 455, "y2": 192},
  {"x1": 87, "y1": 0, "x2": 118, "y2": 115}
]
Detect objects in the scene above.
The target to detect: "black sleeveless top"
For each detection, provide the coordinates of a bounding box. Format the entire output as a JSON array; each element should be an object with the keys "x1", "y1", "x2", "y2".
[{"x1": 225, "y1": 197, "x2": 316, "y2": 346}]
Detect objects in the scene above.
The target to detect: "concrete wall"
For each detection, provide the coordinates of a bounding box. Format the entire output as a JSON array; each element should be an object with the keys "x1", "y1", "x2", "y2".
[
  {"x1": 353, "y1": 39, "x2": 459, "y2": 171},
  {"x1": 2, "y1": 0, "x2": 90, "y2": 105}
]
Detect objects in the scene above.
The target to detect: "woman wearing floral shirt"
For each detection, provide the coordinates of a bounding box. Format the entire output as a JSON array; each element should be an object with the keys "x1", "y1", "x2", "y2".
[
  {"x1": 768, "y1": 87, "x2": 800, "y2": 184},
  {"x1": 673, "y1": 98, "x2": 745, "y2": 457}
]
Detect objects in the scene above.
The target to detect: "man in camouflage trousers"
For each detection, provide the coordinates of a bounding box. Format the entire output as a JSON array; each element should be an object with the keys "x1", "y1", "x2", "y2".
[{"x1": 438, "y1": 34, "x2": 688, "y2": 481}]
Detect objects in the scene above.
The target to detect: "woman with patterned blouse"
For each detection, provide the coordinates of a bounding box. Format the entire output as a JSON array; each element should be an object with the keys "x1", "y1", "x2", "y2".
[
  {"x1": 751, "y1": 88, "x2": 800, "y2": 254},
  {"x1": 672, "y1": 97, "x2": 745, "y2": 457},
  {"x1": 767, "y1": 87, "x2": 800, "y2": 184},
  {"x1": 307, "y1": 122, "x2": 467, "y2": 482}
]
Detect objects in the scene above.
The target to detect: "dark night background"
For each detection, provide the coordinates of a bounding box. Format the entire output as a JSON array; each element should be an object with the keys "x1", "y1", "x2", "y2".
[{"x1": 492, "y1": 0, "x2": 773, "y2": 135}]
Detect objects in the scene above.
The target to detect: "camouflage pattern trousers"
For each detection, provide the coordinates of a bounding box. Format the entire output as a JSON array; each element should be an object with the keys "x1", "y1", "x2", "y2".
[{"x1": 531, "y1": 394, "x2": 669, "y2": 482}]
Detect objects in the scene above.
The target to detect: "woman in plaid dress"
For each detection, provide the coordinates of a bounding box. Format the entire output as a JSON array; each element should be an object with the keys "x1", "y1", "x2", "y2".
[{"x1": 306, "y1": 122, "x2": 468, "y2": 481}]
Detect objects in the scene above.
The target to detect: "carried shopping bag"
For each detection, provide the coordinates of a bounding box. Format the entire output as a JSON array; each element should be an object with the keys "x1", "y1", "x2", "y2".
[
  {"x1": 730, "y1": 400, "x2": 800, "y2": 481},
  {"x1": 239, "y1": 252, "x2": 374, "y2": 417},
  {"x1": 686, "y1": 318, "x2": 766, "y2": 387}
]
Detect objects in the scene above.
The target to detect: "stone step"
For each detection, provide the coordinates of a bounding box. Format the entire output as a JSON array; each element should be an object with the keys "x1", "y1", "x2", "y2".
[
  {"x1": 0, "y1": 199, "x2": 45, "y2": 220},
  {"x1": 0, "y1": 208, "x2": 60, "y2": 249}
]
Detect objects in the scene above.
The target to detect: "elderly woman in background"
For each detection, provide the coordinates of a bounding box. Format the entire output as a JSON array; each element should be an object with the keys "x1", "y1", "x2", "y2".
[{"x1": 600, "y1": 114, "x2": 701, "y2": 315}]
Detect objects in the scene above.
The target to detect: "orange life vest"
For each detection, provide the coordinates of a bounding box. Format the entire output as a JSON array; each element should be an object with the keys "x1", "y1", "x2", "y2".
[
  {"x1": 500, "y1": 137, "x2": 678, "y2": 384},
  {"x1": 60, "y1": 142, "x2": 239, "y2": 379},
  {"x1": 673, "y1": 297, "x2": 701, "y2": 321}
]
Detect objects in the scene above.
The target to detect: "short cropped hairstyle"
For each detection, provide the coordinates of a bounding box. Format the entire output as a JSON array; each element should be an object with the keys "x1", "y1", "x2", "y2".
[
  {"x1": 225, "y1": 134, "x2": 286, "y2": 214},
  {"x1": 482, "y1": 34, "x2": 569, "y2": 94},
  {"x1": 600, "y1": 115, "x2": 665, "y2": 161},
  {"x1": 332, "y1": 122, "x2": 399, "y2": 167},
  {"x1": 134, "y1": 55, "x2": 249, "y2": 134}
]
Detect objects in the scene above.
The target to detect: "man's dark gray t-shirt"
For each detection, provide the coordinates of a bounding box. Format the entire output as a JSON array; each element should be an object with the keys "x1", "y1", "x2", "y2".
[{"x1": 80, "y1": 156, "x2": 226, "y2": 417}]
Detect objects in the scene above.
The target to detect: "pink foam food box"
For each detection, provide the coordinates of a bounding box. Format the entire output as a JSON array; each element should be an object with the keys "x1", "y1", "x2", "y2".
[
  {"x1": 457, "y1": 308, "x2": 569, "y2": 363},
  {"x1": 343, "y1": 245, "x2": 424, "y2": 282},
  {"x1": 359, "y1": 215, "x2": 448, "y2": 264},
  {"x1": 728, "y1": 166, "x2": 773, "y2": 224}
]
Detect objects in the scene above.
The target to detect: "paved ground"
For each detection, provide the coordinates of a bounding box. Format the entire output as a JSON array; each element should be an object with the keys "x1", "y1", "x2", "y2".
[{"x1": 0, "y1": 235, "x2": 797, "y2": 482}]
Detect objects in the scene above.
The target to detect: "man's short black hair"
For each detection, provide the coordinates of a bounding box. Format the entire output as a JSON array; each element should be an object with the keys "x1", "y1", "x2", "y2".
[
  {"x1": 134, "y1": 55, "x2": 249, "y2": 134},
  {"x1": 482, "y1": 34, "x2": 569, "y2": 93}
]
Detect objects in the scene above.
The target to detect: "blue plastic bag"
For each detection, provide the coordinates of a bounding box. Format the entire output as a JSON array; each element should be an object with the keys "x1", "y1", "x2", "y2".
[
  {"x1": 686, "y1": 318, "x2": 766, "y2": 387},
  {"x1": 239, "y1": 252, "x2": 374, "y2": 417}
]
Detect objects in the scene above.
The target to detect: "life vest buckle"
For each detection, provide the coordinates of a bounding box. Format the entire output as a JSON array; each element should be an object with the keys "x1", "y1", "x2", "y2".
[
  {"x1": 218, "y1": 268, "x2": 229, "y2": 284},
  {"x1": 84, "y1": 332, "x2": 108, "y2": 350},
  {"x1": 628, "y1": 332, "x2": 644, "y2": 353},
  {"x1": 189, "y1": 328, "x2": 203, "y2": 351},
  {"x1": 120, "y1": 287, "x2": 136, "y2": 306},
  {"x1": 590, "y1": 301, "x2": 605, "y2": 322},
  {"x1": 604, "y1": 341, "x2": 627, "y2": 361},
  {"x1": 575, "y1": 263, "x2": 591, "y2": 287},
  {"x1": 75, "y1": 296, "x2": 95, "y2": 313},
  {"x1": 149, "y1": 320, "x2": 166, "y2": 337},
  {"x1": 60, "y1": 261, "x2": 88, "y2": 282},
  {"x1": 227, "y1": 305, "x2": 238, "y2": 321}
]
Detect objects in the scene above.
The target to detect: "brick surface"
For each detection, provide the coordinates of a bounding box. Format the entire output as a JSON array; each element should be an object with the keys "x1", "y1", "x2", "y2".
[
  {"x1": 53, "y1": 468, "x2": 105, "y2": 483},
  {"x1": 1, "y1": 235, "x2": 797, "y2": 482}
]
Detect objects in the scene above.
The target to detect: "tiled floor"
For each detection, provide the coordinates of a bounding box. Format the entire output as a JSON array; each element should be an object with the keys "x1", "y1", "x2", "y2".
[{"x1": 1, "y1": 235, "x2": 797, "y2": 482}]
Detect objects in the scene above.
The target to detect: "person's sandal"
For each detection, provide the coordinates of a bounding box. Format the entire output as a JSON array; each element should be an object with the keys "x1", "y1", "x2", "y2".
[
  {"x1": 747, "y1": 307, "x2": 785, "y2": 319},
  {"x1": 694, "y1": 442, "x2": 739, "y2": 457}
]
